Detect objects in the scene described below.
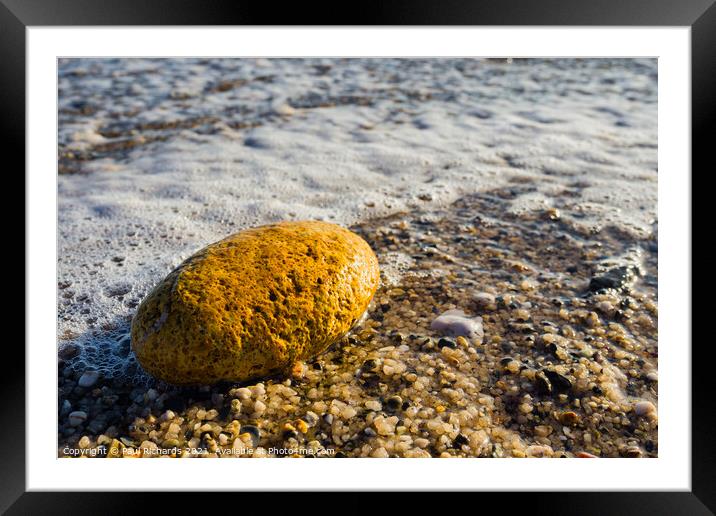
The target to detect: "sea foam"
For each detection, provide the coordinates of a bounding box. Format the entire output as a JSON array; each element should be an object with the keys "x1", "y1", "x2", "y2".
[{"x1": 57, "y1": 58, "x2": 657, "y2": 381}]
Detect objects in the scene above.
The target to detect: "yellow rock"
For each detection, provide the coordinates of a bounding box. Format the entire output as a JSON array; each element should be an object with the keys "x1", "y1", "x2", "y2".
[{"x1": 131, "y1": 221, "x2": 380, "y2": 385}]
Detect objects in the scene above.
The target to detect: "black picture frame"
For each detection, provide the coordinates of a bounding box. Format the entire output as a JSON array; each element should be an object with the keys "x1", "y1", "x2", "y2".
[{"x1": 4, "y1": 0, "x2": 710, "y2": 513}]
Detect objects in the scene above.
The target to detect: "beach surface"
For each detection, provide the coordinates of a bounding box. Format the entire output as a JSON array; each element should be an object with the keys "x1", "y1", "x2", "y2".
[{"x1": 58, "y1": 58, "x2": 657, "y2": 458}]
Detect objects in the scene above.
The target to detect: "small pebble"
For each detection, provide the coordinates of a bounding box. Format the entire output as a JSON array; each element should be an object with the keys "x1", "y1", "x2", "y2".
[
  {"x1": 68, "y1": 411, "x2": 88, "y2": 427},
  {"x1": 559, "y1": 411, "x2": 580, "y2": 426},
  {"x1": 545, "y1": 207, "x2": 561, "y2": 221},
  {"x1": 371, "y1": 447, "x2": 389, "y2": 458},
  {"x1": 473, "y1": 292, "x2": 496, "y2": 310},
  {"x1": 633, "y1": 401, "x2": 657, "y2": 418},
  {"x1": 304, "y1": 411, "x2": 319, "y2": 427},
  {"x1": 431, "y1": 309, "x2": 484, "y2": 342},
  {"x1": 453, "y1": 434, "x2": 469, "y2": 447},
  {"x1": 385, "y1": 395, "x2": 402, "y2": 412},
  {"x1": 576, "y1": 451, "x2": 598, "y2": 458},
  {"x1": 543, "y1": 370, "x2": 572, "y2": 393},
  {"x1": 341, "y1": 406, "x2": 357, "y2": 419},
  {"x1": 240, "y1": 425, "x2": 261, "y2": 448},
  {"x1": 535, "y1": 373, "x2": 552, "y2": 394},
  {"x1": 234, "y1": 387, "x2": 252, "y2": 400},
  {"x1": 437, "y1": 337, "x2": 457, "y2": 349},
  {"x1": 625, "y1": 446, "x2": 642, "y2": 458},
  {"x1": 252, "y1": 400, "x2": 266, "y2": 416},
  {"x1": 78, "y1": 371, "x2": 100, "y2": 388},
  {"x1": 365, "y1": 400, "x2": 382, "y2": 411}
]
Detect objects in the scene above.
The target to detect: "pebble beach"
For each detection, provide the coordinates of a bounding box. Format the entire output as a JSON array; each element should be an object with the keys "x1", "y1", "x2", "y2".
[{"x1": 57, "y1": 58, "x2": 657, "y2": 458}]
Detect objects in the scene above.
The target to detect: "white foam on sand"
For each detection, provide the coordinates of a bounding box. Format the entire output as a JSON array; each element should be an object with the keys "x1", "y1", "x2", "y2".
[{"x1": 57, "y1": 58, "x2": 657, "y2": 378}]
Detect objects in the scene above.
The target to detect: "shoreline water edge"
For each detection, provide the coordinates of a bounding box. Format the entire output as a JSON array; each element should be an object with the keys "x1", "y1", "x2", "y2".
[{"x1": 57, "y1": 58, "x2": 657, "y2": 458}]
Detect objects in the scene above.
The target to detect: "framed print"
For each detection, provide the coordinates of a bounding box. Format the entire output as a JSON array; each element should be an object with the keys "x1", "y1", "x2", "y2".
[{"x1": 5, "y1": 0, "x2": 712, "y2": 512}]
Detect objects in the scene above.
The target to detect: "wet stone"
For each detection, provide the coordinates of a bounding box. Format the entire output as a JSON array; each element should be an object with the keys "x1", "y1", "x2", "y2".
[
  {"x1": 240, "y1": 425, "x2": 261, "y2": 448},
  {"x1": 78, "y1": 371, "x2": 101, "y2": 388},
  {"x1": 453, "y1": 434, "x2": 470, "y2": 448},
  {"x1": 543, "y1": 370, "x2": 572, "y2": 393},
  {"x1": 385, "y1": 395, "x2": 403, "y2": 412},
  {"x1": 535, "y1": 373, "x2": 552, "y2": 395},
  {"x1": 588, "y1": 265, "x2": 640, "y2": 293},
  {"x1": 437, "y1": 338, "x2": 457, "y2": 349}
]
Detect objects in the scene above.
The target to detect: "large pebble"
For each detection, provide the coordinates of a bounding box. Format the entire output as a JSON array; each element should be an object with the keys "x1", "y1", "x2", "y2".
[
  {"x1": 131, "y1": 221, "x2": 380, "y2": 385},
  {"x1": 430, "y1": 309, "x2": 484, "y2": 342}
]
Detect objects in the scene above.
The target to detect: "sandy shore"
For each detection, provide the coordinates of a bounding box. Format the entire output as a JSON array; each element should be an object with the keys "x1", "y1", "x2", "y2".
[{"x1": 59, "y1": 187, "x2": 657, "y2": 458}]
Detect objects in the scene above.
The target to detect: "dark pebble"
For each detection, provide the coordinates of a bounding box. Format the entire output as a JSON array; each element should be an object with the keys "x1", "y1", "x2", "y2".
[
  {"x1": 361, "y1": 359, "x2": 378, "y2": 372},
  {"x1": 501, "y1": 341, "x2": 516, "y2": 353},
  {"x1": 120, "y1": 437, "x2": 135, "y2": 447},
  {"x1": 588, "y1": 265, "x2": 639, "y2": 293},
  {"x1": 545, "y1": 342, "x2": 559, "y2": 355},
  {"x1": 453, "y1": 434, "x2": 470, "y2": 447},
  {"x1": 437, "y1": 338, "x2": 457, "y2": 349},
  {"x1": 283, "y1": 429, "x2": 299, "y2": 440},
  {"x1": 217, "y1": 404, "x2": 231, "y2": 421},
  {"x1": 385, "y1": 395, "x2": 402, "y2": 412},
  {"x1": 543, "y1": 370, "x2": 572, "y2": 393},
  {"x1": 241, "y1": 425, "x2": 261, "y2": 447},
  {"x1": 421, "y1": 338, "x2": 436, "y2": 351},
  {"x1": 535, "y1": 373, "x2": 552, "y2": 395}
]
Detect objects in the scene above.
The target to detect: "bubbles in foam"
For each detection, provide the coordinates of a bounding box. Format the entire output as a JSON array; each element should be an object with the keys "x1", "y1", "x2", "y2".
[
  {"x1": 62, "y1": 324, "x2": 154, "y2": 387},
  {"x1": 58, "y1": 58, "x2": 657, "y2": 380},
  {"x1": 380, "y1": 252, "x2": 416, "y2": 286}
]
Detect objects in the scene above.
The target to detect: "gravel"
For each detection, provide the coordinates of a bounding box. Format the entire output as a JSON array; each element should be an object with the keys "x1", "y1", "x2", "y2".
[{"x1": 58, "y1": 189, "x2": 658, "y2": 458}]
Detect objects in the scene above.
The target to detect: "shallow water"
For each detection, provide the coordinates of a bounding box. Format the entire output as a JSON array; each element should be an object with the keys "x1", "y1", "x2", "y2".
[
  {"x1": 58, "y1": 58, "x2": 657, "y2": 370},
  {"x1": 58, "y1": 189, "x2": 658, "y2": 457}
]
